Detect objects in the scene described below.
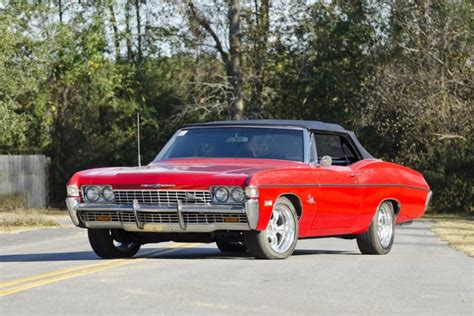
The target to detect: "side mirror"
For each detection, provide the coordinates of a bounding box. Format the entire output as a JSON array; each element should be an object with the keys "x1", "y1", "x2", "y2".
[{"x1": 320, "y1": 155, "x2": 332, "y2": 168}]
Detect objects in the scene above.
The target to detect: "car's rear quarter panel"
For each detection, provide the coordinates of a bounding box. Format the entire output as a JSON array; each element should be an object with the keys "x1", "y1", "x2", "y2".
[
  {"x1": 251, "y1": 160, "x2": 430, "y2": 238},
  {"x1": 352, "y1": 160, "x2": 430, "y2": 230}
]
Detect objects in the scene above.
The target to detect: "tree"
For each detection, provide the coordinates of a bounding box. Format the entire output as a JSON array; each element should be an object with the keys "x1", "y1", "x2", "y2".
[
  {"x1": 186, "y1": 0, "x2": 244, "y2": 119},
  {"x1": 354, "y1": 0, "x2": 473, "y2": 214}
]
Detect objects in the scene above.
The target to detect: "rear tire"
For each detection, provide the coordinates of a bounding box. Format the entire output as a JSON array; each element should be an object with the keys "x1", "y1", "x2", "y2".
[
  {"x1": 244, "y1": 197, "x2": 298, "y2": 259},
  {"x1": 356, "y1": 201, "x2": 395, "y2": 255},
  {"x1": 216, "y1": 241, "x2": 247, "y2": 253},
  {"x1": 88, "y1": 229, "x2": 141, "y2": 259}
]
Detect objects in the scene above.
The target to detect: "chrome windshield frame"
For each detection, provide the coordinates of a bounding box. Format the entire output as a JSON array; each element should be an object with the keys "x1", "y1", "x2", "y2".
[{"x1": 152, "y1": 125, "x2": 310, "y2": 164}]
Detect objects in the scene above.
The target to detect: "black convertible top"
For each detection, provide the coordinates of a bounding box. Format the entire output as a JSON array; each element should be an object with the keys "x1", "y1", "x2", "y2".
[
  {"x1": 184, "y1": 119, "x2": 347, "y2": 133},
  {"x1": 183, "y1": 119, "x2": 374, "y2": 159}
]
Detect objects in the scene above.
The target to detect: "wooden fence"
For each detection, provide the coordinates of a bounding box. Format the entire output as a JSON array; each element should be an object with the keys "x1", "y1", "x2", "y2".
[{"x1": 0, "y1": 155, "x2": 50, "y2": 208}]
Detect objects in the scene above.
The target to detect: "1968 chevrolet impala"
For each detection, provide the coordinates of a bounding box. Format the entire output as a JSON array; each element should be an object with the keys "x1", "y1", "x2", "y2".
[{"x1": 66, "y1": 120, "x2": 432, "y2": 259}]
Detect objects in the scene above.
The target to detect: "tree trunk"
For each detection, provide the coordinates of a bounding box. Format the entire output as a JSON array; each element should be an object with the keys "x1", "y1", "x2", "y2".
[
  {"x1": 58, "y1": 0, "x2": 63, "y2": 23},
  {"x1": 253, "y1": 0, "x2": 269, "y2": 112},
  {"x1": 228, "y1": 0, "x2": 244, "y2": 120},
  {"x1": 134, "y1": 0, "x2": 142, "y2": 63},
  {"x1": 125, "y1": 0, "x2": 134, "y2": 62},
  {"x1": 186, "y1": 0, "x2": 244, "y2": 119},
  {"x1": 108, "y1": 0, "x2": 120, "y2": 62}
]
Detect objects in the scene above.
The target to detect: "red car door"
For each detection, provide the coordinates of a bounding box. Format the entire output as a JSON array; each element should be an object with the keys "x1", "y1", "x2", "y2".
[{"x1": 309, "y1": 133, "x2": 363, "y2": 235}]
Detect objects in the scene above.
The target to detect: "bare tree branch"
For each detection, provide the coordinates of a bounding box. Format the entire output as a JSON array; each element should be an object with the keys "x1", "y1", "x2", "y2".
[{"x1": 186, "y1": 1, "x2": 229, "y2": 65}]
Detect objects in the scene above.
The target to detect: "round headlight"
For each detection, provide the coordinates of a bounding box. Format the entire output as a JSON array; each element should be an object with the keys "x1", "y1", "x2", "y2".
[
  {"x1": 214, "y1": 187, "x2": 229, "y2": 202},
  {"x1": 102, "y1": 186, "x2": 114, "y2": 202},
  {"x1": 231, "y1": 187, "x2": 244, "y2": 203},
  {"x1": 84, "y1": 186, "x2": 100, "y2": 202}
]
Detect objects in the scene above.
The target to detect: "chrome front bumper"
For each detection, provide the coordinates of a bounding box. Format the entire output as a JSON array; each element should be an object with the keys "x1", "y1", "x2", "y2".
[{"x1": 66, "y1": 198, "x2": 259, "y2": 233}]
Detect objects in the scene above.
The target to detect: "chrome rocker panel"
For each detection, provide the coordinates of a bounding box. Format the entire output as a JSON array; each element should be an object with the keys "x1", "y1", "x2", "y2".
[{"x1": 66, "y1": 197, "x2": 259, "y2": 233}]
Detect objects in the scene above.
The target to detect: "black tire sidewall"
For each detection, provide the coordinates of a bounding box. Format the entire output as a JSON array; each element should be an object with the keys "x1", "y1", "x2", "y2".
[
  {"x1": 88, "y1": 229, "x2": 141, "y2": 259},
  {"x1": 245, "y1": 197, "x2": 299, "y2": 259}
]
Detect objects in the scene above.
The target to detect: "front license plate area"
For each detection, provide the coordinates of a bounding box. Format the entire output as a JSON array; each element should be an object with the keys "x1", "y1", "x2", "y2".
[{"x1": 96, "y1": 214, "x2": 112, "y2": 222}]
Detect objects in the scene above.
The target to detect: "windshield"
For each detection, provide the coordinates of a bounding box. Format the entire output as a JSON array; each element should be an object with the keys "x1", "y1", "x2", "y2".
[{"x1": 155, "y1": 127, "x2": 304, "y2": 162}]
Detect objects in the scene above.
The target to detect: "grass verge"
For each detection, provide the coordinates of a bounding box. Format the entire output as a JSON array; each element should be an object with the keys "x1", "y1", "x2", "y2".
[
  {"x1": 0, "y1": 208, "x2": 68, "y2": 234},
  {"x1": 424, "y1": 214, "x2": 474, "y2": 257}
]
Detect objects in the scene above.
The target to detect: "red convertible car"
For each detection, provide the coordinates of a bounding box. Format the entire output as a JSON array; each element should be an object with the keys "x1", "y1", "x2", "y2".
[{"x1": 66, "y1": 120, "x2": 431, "y2": 259}]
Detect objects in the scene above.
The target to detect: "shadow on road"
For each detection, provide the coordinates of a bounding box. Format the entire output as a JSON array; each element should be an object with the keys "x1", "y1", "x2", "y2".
[
  {"x1": 145, "y1": 247, "x2": 356, "y2": 260},
  {"x1": 0, "y1": 247, "x2": 357, "y2": 263},
  {"x1": 0, "y1": 251, "x2": 100, "y2": 262}
]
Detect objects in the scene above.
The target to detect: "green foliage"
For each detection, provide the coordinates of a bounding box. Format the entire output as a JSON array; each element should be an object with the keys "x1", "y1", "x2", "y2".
[
  {"x1": 266, "y1": 1, "x2": 377, "y2": 123},
  {"x1": 0, "y1": 4, "x2": 51, "y2": 152},
  {"x1": 352, "y1": 0, "x2": 473, "y2": 214},
  {"x1": 0, "y1": 1, "x2": 471, "y2": 213}
]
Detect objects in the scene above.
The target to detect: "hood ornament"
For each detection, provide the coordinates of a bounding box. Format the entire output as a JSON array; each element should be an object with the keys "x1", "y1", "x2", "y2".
[{"x1": 141, "y1": 184, "x2": 176, "y2": 188}]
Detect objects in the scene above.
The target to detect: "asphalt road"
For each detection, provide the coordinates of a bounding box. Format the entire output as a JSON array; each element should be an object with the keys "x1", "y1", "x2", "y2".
[{"x1": 0, "y1": 221, "x2": 472, "y2": 315}]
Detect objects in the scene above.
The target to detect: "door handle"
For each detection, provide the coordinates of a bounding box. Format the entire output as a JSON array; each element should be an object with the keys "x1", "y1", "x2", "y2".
[{"x1": 349, "y1": 173, "x2": 357, "y2": 178}]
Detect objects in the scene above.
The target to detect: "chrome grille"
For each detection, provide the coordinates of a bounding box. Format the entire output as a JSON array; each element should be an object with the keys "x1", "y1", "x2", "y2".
[
  {"x1": 138, "y1": 212, "x2": 179, "y2": 224},
  {"x1": 183, "y1": 213, "x2": 247, "y2": 224},
  {"x1": 79, "y1": 211, "x2": 247, "y2": 224},
  {"x1": 113, "y1": 190, "x2": 212, "y2": 206}
]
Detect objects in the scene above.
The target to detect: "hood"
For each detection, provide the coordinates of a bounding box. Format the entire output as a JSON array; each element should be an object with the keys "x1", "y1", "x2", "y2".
[{"x1": 69, "y1": 158, "x2": 305, "y2": 190}]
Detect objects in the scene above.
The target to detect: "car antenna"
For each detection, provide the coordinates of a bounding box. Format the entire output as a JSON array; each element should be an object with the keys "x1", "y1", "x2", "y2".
[{"x1": 137, "y1": 112, "x2": 141, "y2": 168}]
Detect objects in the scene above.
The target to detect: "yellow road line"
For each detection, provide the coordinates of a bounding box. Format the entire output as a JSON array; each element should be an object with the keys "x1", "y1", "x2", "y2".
[
  {"x1": 0, "y1": 247, "x2": 171, "y2": 289},
  {"x1": 0, "y1": 260, "x2": 123, "y2": 288},
  {"x1": 0, "y1": 243, "x2": 196, "y2": 297}
]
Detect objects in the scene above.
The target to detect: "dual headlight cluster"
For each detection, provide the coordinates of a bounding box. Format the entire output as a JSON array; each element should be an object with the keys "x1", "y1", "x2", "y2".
[
  {"x1": 83, "y1": 185, "x2": 114, "y2": 203},
  {"x1": 211, "y1": 186, "x2": 245, "y2": 204}
]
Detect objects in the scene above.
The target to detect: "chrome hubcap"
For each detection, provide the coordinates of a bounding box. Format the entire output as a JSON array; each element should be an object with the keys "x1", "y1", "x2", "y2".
[
  {"x1": 377, "y1": 203, "x2": 393, "y2": 248},
  {"x1": 266, "y1": 203, "x2": 296, "y2": 253}
]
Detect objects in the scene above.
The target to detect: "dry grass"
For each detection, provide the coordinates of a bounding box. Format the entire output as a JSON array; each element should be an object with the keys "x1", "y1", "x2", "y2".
[
  {"x1": 424, "y1": 214, "x2": 474, "y2": 257},
  {"x1": 0, "y1": 193, "x2": 69, "y2": 233},
  {"x1": 0, "y1": 208, "x2": 68, "y2": 234}
]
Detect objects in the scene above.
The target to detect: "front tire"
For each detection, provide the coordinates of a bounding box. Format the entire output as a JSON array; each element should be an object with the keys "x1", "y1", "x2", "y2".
[
  {"x1": 88, "y1": 229, "x2": 141, "y2": 259},
  {"x1": 356, "y1": 201, "x2": 395, "y2": 255},
  {"x1": 244, "y1": 197, "x2": 298, "y2": 259}
]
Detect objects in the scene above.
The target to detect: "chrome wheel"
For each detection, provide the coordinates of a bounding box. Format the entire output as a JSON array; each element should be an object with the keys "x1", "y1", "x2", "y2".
[
  {"x1": 266, "y1": 203, "x2": 296, "y2": 254},
  {"x1": 377, "y1": 202, "x2": 394, "y2": 248}
]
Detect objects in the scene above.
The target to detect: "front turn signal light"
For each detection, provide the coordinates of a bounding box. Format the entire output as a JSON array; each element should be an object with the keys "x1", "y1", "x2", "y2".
[{"x1": 245, "y1": 186, "x2": 259, "y2": 198}]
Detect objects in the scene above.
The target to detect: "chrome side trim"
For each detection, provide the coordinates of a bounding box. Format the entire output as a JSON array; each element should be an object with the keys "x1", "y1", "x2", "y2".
[{"x1": 260, "y1": 183, "x2": 429, "y2": 191}]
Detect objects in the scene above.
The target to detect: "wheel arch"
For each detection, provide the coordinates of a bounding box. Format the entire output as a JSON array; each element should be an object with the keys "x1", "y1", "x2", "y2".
[
  {"x1": 277, "y1": 193, "x2": 303, "y2": 220},
  {"x1": 380, "y1": 198, "x2": 401, "y2": 219}
]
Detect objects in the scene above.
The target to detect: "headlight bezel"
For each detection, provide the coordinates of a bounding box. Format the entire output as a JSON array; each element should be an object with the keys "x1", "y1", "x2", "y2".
[
  {"x1": 214, "y1": 187, "x2": 230, "y2": 203},
  {"x1": 211, "y1": 186, "x2": 248, "y2": 204},
  {"x1": 231, "y1": 187, "x2": 245, "y2": 203},
  {"x1": 82, "y1": 185, "x2": 114, "y2": 203},
  {"x1": 101, "y1": 186, "x2": 115, "y2": 202}
]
